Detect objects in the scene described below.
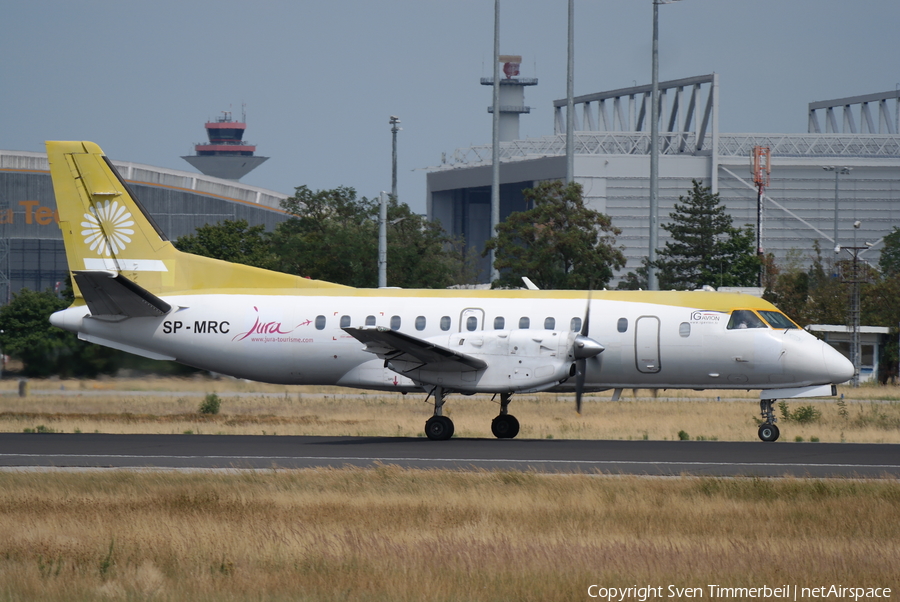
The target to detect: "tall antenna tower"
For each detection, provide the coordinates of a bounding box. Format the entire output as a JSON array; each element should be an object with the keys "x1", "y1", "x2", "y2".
[{"x1": 751, "y1": 146, "x2": 771, "y2": 286}]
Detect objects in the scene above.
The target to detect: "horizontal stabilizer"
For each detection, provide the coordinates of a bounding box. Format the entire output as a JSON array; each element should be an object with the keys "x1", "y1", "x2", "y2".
[
  {"x1": 342, "y1": 326, "x2": 487, "y2": 371},
  {"x1": 78, "y1": 333, "x2": 176, "y2": 361},
  {"x1": 73, "y1": 270, "x2": 172, "y2": 318}
]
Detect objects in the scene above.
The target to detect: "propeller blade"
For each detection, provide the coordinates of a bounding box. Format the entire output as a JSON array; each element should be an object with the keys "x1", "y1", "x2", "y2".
[
  {"x1": 581, "y1": 292, "x2": 591, "y2": 336},
  {"x1": 575, "y1": 290, "x2": 592, "y2": 414},
  {"x1": 575, "y1": 358, "x2": 585, "y2": 414}
]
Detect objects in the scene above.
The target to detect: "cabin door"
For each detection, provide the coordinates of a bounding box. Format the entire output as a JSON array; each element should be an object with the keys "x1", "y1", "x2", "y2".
[{"x1": 635, "y1": 316, "x2": 661, "y2": 373}]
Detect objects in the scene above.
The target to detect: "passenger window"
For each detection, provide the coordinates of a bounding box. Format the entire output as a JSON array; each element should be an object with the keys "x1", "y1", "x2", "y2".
[
  {"x1": 570, "y1": 317, "x2": 582, "y2": 332},
  {"x1": 466, "y1": 316, "x2": 478, "y2": 331},
  {"x1": 519, "y1": 317, "x2": 530, "y2": 329},
  {"x1": 365, "y1": 315, "x2": 376, "y2": 326},
  {"x1": 340, "y1": 315, "x2": 351, "y2": 328},
  {"x1": 727, "y1": 310, "x2": 766, "y2": 330},
  {"x1": 415, "y1": 316, "x2": 426, "y2": 331},
  {"x1": 494, "y1": 316, "x2": 505, "y2": 329},
  {"x1": 390, "y1": 315, "x2": 401, "y2": 330},
  {"x1": 617, "y1": 318, "x2": 628, "y2": 333},
  {"x1": 315, "y1": 315, "x2": 326, "y2": 330},
  {"x1": 440, "y1": 316, "x2": 451, "y2": 331},
  {"x1": 544, "y1": 317, "x2": 555, "y2": 329},
  {"x1": 679, "y1": 322, "x2": 691, "y2": 337}
]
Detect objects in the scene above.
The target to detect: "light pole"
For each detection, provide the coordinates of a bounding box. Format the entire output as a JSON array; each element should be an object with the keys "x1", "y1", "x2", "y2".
[
  {"x1": 823, "y1": 166, "x2": 851, "y2": 256},
  {"x1": 490, "y1": 0, "x2": 501, "y2": 284},
  {"x1": 565, "y1": 0, "x2": 574, "y2": 185},
  {"x1": 648, "y1": 0, "x2": 681, "y2": 291},
  {"x1": 390, "y1": 116, "x2": 400, "y2": 202},
  {"x1": 378, "y1": 191, "x2": 387, "y2": 288}
]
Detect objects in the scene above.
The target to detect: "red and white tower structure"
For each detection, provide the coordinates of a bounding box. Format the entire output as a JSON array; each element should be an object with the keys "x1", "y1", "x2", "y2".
[{"x1": 182, "y1": 109, "x2": 268, "y2": 181}]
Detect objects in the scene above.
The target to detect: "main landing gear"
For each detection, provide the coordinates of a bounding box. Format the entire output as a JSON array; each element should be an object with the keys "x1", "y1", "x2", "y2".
[
  {"x1": 422, "y1": 389, "x2": 521, "y2": 441},
  {"x1": 490, "y1": 392, "x2": 519, "y2": 439},
  {"x1": 424, "y1": 386, "x2": 454, "y2": 441},
  {"x1": 758, "y1": 399, "x2": 780, "y2": 442}
]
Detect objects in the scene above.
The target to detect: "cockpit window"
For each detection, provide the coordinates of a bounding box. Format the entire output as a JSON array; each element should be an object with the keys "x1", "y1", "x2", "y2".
[
  {"x1": 759, "y1": 310, "x2": 799, "y2": 329},
  {"x1": 726, "y1": 309, "x2": 767, "y2": 330}
]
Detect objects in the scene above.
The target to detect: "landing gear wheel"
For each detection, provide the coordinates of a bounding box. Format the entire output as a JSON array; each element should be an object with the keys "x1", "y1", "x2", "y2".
[
  {"x1": 425, "y1": 416, "x2": 454, "y2": 441},
  {"x1": 491, "y1": 414, "x2": 520, "y2": 439},
  {"x1": 758, "y1": 423, "x2": 780, "y2": 442}
]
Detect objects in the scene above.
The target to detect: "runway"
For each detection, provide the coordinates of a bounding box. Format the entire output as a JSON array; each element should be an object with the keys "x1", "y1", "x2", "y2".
[{"x1": 1, "y1": 433, "x2": 899, "y2": 477}]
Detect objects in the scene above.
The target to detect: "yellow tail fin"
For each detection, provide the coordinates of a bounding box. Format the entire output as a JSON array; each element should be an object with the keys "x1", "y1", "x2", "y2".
[{"x1": 47, "y1": 141, "x2": 346, "y2": 298}]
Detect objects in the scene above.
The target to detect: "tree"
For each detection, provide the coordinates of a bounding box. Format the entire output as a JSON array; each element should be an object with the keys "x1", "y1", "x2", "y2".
[
  {"x1": 271, "y1": 185, "x2": 470, "y2": 288},
  {"x1": 650, "y1": 180, "x2": 759, "y2": 290},
  {"x1": 0, "y1": 288, "x2": 120, "y2": 377},
  {"x1": 379, "y1": 200, "x2": 477, "y2": 288},
  {"x1": 174, "y1": 219, "x2": 277, "y2": 270},
  {"x1": 0, "y1": 289, "x2": 69, "y2": 376},
  {"x1": 762, "y1": 249, "x2": 816, "y2": 324},
  {"x1": 879, "y1": 226, "x2": 900, "y2": 277},
  {"x1": 483, "y1": 180, "x2": 625, "y2": 290}
]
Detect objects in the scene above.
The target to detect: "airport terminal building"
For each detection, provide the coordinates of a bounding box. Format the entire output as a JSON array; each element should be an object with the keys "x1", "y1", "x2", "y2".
[
  {"x1": 427, "y1": 74, "x2": 900, "y2": 283},
  {"x1": 0, "y1": 151, "x2": 289, "y2": 303}
]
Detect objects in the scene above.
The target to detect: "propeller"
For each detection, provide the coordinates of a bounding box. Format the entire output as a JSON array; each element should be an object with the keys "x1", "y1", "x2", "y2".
[{"x1": 573, "y1": 292, "x2": 604, "y2": 414}]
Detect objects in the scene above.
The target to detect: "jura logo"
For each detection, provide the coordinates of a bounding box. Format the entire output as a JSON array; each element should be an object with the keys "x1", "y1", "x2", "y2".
[
  {"x1": 81, "y1": 200, "x2": 134, "y2": 256},
  {"x1": 233, "y1": 306, "x2": 311, "y2": 342}
]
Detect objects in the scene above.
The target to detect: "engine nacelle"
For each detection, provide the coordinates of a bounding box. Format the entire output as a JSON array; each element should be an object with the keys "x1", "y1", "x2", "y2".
[{"x1": 387, "y1": 329, "x2": 602, "y2": 394}]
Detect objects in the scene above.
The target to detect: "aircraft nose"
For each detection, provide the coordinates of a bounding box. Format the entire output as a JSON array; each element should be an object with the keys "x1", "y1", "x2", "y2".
[{"x1": 823, "y1": 341, "x2": 854, "y2": 384}]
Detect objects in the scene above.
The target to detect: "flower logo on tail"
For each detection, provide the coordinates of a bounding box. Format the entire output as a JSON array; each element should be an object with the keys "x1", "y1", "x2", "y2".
[{"x1": 81, "y1": 200, "x2": 135, "y2": 256}]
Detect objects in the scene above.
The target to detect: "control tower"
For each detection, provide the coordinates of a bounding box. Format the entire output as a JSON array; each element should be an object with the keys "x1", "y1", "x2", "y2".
[
  {"x1": 182, "y1": 110, "x2": 268, "y2": 181},
  {"x1": 481, "y1": 55, "x2": 538, "y2": 142}
]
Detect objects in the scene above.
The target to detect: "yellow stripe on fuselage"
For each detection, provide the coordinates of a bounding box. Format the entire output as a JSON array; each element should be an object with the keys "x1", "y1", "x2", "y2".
[{"x1": 159, "y1": 286, "x2": 778, "y2": 313}]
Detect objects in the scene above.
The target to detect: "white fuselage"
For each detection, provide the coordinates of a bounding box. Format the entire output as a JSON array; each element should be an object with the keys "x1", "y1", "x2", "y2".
[{"x1": 51, "y1": 292, "x2": 853, "y2": 393}]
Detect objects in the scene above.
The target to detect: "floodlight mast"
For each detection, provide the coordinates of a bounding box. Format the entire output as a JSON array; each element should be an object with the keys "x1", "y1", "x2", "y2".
[
  {"x1": 823, "y1": 166, "x2": 852, "y2": 258},
  {"x1": 648, "y1": 0, "x2": 681, "y2": 290},
  {"x1": 490, "y1": 0, "x2": 501, "y2": 284},
  {"x1": 565, "y1": 0, "x2": 574, "y2": 185},
  {"x1": 390, "y1": 116, "x2": 400, "y2": 202},
  {"x1": 379, "y1": 191, "x2": 387, "y2": 288}
]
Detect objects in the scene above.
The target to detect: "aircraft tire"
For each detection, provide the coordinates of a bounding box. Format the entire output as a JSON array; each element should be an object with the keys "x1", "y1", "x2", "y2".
[
  {"x1": 425, "y1": 416, "x2": 454, "y2": 441},
  {"x1": 491, "y1": 414, "x2": 520, "y2": 439},
  {"x1": 758, "y1": 423, "x2": 780, "y2": 442}
]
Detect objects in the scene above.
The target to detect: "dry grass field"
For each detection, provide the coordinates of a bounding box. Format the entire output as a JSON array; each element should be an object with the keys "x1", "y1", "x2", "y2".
[
  {"x1": 1, "y1": 377, "x2": 899, "y2": 443},
  {"x1": 1, "y1": 377, "x2": 899, "y2": 600},
  {"x1": 0, "y1": 469, "x2": 898, "y2": 602}
]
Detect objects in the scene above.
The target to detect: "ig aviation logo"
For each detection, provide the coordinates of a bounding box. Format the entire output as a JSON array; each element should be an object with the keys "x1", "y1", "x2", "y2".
[
  {"x1": 81, "y1": 200, "x2": 135, "y2": 256},
  {"x1": 690, "y1": 310, "x2": 725, "y2": 324}
]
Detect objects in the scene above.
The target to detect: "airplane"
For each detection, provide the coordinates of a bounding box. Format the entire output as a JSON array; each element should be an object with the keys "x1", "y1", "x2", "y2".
[{"x1": 46, "y1": 141, "x2": 855, "y2": 442}]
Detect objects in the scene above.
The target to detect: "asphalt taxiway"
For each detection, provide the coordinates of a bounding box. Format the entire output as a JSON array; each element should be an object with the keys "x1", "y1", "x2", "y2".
[{"x1": 1, "y1": 433, "x2": 899, "y2": 477}]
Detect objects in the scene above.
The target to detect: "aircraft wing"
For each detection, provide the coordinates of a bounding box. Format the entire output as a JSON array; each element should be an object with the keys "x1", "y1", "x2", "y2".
[
  {"x1": 342, "y1": 326, "x2": 487, "y2": 371},
  {"x1": 73, "y1": 270, "x2": 172, "y2": 318}
]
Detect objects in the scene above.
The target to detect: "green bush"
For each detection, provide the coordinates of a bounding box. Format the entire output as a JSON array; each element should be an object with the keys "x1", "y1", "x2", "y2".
[
  {"x1": 199, "y1": 393, "x2": 221, "y2": 415},
  {"x1": 677, "y1": 430, "x2": 690, "y2": 441},
  {"x1": 778, "y1": 401, "x2": 821, "y2": 424}
]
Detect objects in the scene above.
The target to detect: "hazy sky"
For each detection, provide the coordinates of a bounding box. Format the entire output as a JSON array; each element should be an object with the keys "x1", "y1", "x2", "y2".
[{"x1": 2, "y1": 0, "x2": 896, "y2": 213}]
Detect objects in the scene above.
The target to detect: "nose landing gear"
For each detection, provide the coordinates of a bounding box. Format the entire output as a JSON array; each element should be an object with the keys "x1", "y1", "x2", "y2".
[{"x1": 758, "y1": 399, "x2": 780, "y2": 442}]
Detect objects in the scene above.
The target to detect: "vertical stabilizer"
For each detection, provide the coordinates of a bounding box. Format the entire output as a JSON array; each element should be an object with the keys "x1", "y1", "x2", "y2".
[{"x1": 47, "y1": 141, "x2": 347, "y2": 298}]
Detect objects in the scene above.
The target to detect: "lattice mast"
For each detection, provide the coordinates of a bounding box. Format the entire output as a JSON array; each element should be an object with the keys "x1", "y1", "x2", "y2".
[
  {"x1": 751, "y1": 146, "x2": 771, "y2": 286},
  {"x1": 840, "y1": 246, "x2": 868, "y2": 388}
]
